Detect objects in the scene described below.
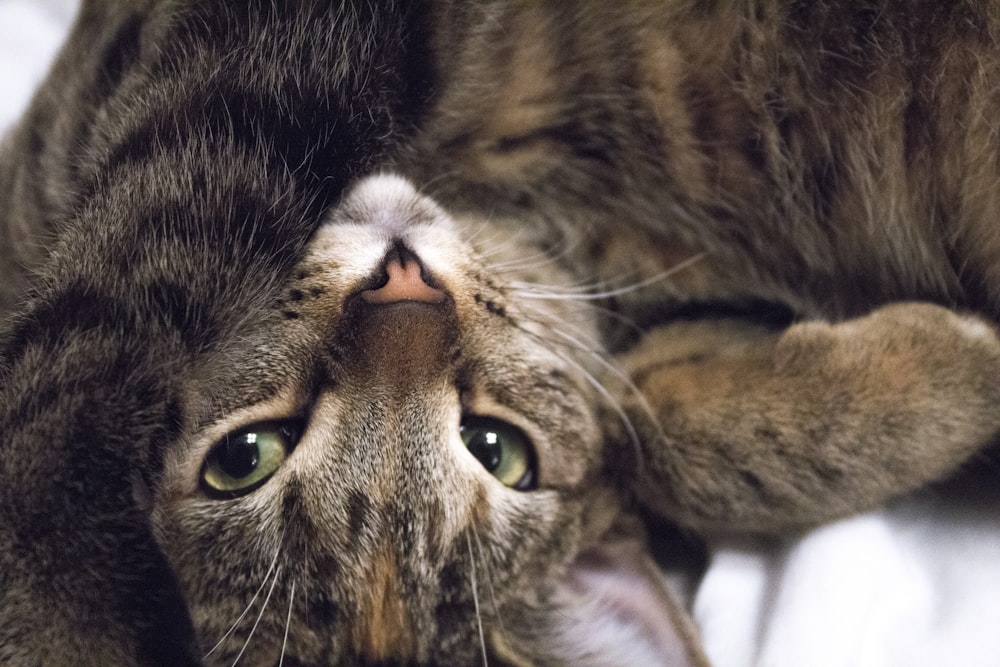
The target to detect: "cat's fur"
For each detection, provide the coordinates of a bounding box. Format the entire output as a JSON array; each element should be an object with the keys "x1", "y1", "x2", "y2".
[{"x1": 2, "y1": 0, "x2": 1000, "y2": 665}]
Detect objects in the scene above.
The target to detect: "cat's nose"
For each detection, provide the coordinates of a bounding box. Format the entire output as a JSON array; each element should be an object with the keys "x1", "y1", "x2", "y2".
[
  {"x1": 336, "y1": 242, "x2": 458, "y2": 388},
  {"x1": 361, "y1": 243, "x2": 446, "y2": 304}
]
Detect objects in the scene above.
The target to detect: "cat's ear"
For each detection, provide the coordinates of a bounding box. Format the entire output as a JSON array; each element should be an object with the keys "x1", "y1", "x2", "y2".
[{"x1": 492, "y1": 520, "x2": 709, "y2": 666}]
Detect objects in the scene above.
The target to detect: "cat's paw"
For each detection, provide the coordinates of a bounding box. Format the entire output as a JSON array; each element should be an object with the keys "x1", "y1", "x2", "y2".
[{"x1": 613, "y1": 302, "x2": 1000, "y2": 534}]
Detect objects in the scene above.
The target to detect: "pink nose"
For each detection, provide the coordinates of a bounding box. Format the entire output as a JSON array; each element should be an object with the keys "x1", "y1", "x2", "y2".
[{"x1": 361, "y1": 248, "x2": 446, "y2": 304}]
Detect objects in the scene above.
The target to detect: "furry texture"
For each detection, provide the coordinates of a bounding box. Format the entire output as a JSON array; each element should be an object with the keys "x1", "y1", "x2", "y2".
[
  {"x1": 0, "y1": 1, "x2": 438, "y2": 663},
  {"x1": 1, "y1": 1, "x2": 999, "y2": 664}
]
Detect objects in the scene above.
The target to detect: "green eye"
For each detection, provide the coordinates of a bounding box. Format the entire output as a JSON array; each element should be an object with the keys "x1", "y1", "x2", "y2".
[
  {"x1": 460, "y1": 416, "x2": 536, "y2": 490},
  {"x1": 201, "y1": 421, "x2": 300, "y2": 497}
]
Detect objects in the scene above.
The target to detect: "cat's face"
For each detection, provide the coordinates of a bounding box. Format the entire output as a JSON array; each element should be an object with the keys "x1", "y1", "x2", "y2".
[{"x1": 151, "y1": 175, "x2": 621, "y2": 664}]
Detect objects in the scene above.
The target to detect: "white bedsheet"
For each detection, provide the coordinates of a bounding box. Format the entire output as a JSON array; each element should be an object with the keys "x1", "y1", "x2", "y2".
[
  {"x1": 698, "y1": 484, "x2": 1000, "y2": 667},
  {"x1": 3, "y1": 1, "x2": 997, "y2": 664}
]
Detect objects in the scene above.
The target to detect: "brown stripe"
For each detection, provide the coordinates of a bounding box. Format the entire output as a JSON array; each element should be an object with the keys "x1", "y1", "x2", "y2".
[{"x1": 352, "y1": 547, "x2": 416, "y2": 661}]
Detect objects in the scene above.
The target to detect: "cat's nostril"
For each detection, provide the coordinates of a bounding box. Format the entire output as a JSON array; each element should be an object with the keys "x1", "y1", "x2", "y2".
[
  {"x1": 340, "y1": 240, "x2": 458, "y2": 384},
  {"x1": 362, "y1": 242, "x2": 446, "y2": 305}
]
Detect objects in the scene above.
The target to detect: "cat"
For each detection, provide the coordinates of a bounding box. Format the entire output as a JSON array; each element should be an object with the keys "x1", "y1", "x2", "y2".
[
  {"x1": 397, "y1": 0, "x2": 1000, "y2": 534},
  {"x1": 2, "y1": 0, "x2": 1000, "y2": 665}
]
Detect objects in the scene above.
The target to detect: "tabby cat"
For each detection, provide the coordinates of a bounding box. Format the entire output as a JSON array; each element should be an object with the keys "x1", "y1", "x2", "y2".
[{"x1": 2, "y1": 1, "x2": 1000, "y2": 665}]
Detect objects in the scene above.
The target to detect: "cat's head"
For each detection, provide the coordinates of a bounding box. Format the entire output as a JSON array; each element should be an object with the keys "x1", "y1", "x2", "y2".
[{"x1": 151, "y1": 175, "x2": 692, "y2": 665}]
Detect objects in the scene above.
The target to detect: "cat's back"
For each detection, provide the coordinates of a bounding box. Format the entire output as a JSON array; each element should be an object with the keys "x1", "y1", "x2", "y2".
[
  {"x1": 8, "y1": 1, "x2": 1000, "y2": 322},
  {"x1": 406, "y1": 1, "x2": 1000, "y2": 319}
]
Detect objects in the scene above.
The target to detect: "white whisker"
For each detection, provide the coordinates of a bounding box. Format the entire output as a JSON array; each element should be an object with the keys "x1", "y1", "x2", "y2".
[
  {"x1": 278, "y1": 580, "x2": 296, "y2": 667},
  {"x1": 472, "y1": 526, "x2": 509, "y2": 646},
  {"x1": 206, "y1": 542, "x2": 284, "y2": 659},
  {"x1": 479, "y1": 236, "x2": 558, "y2": 269},
  {"x1": 513, "y1": 287, "x2": 647, "y2": 339},
  {"x1": 549, "y1": 325, "x2": 668, "y2": 457},
  {"x1": 506, "y1": 266, "x2": 647, "y2": 294},
  {"x1": 410, "y1": 169, "x2": 462, "y2": 200},
  {"x1": 482, "y1": 232, "x2": 585, "y2": 275},
  {"x1": 485, "y1": 253, "x2": 559, "y2": 274},
  {"x1": 511, "y1": 253, "x2": 706, "y2": 301},
  {"x1": 466, "y1": 532, "x2": 489, "y2": 667},
  {"x1": 462, "y1": 218, "x2": 506, "y2": 249},
  {"x1": 571, "y1": 300, "x2": 644, "y2": 336},
  {"x1": 510, "y1": 279, "x2": 616, "y2": 294},
  {"x1": 487, "y1": 245, "x2": 583, "y2": 275},
  {"x1": 562, "y1": 348, "x2": 643, "y2": 465},
  {"x1": 231, "y1": 564, "x2": 282, "y2": 666},
  {"x1": 515, "y1": 320, "x2": 645, "y2": 468}
]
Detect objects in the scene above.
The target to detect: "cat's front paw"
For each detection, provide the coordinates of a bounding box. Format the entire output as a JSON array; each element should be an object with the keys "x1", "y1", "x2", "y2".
[{"x1": 613, "y1": 303, "x2": 1000, "y2": 534}]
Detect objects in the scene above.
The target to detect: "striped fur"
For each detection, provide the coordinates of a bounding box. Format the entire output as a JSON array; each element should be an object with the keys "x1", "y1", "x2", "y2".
[
  {"x1": 0, "y1": 1, "x2": 435, "y2": 664},
  {"x1": 2, "y1": 1, "x2": 1000, "y2": 664}
]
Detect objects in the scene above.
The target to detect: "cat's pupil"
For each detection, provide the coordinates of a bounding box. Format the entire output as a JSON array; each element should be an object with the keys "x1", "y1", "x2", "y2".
[
  {"x1": 219, "y1": 436, "x2": 260, "y2": 479},
  {"x1": 467, "y1": 430, "x2": 503, "y2": 472}
]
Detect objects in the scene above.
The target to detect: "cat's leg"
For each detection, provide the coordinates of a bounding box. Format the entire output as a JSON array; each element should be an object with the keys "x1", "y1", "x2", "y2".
[{"x1": 613, "y1": 302, "x2": 1000, "y2": 534}]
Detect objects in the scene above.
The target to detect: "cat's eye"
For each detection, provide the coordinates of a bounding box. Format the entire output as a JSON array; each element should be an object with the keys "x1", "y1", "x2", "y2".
[
  {"x1": 201, "y1": 421, "x2": 301, "y2": 498},
  {"x1": 460, "y1": 416, "x2": 537, "y2": 490}
]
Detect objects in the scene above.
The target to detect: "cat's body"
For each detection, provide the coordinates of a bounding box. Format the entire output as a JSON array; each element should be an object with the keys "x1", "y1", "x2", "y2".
[
  {"x1": 399, "y1": 0, "x2": 1000, "y2": 532},
  {"x1": 2, "y1": 1, "x2": 999, "y2": 665}
]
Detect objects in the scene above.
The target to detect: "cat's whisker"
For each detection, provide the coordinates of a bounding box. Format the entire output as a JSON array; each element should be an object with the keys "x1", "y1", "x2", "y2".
[
  {"x1": 511, "y1": 286, "x2": 646, "y2": 337},
  {"x1": 505, "y1": 264, "x2": 648, "y2": 294},
  {"x1": 508, "y1": 250, "x2": 705, "y2": 293},
  {"x1": 462, "y1": 218, "x2": 507, "y2": 250},
  {"x1": 472, "y1": 228, "x2": 533, "y2": 263},
  {"x1": 515, "y1": 319, "x2": 644, "y2": 467},
  {"x1": 410, "y1": 167, "x2": 467, "y2": 202},
  {"x1": 511, "y1": 253, "x2": 707, "y2": 301},
  {"x1": 509, "y1": 279, "x2": 618, "y2": 294},
  {"x1": 540, "y1": 322, "x2": 629, "y2": 380},
  {"x1": 555, "y1": 347, "x2": 644, "y2": 468},
  {"x1": 483, "y1": 236, "x2": 584, "y2": 274},
  {"x1": 568, "y1": 300, "x2": 645, "y2": 336},
  {"x1": 486, "y1": 255, "x2": 566, "y2": 276},
  {"x1": 472, "y1": 525, "x2": 511, "y2": 648},
  {"x1": 277, "y1": 580, "x2": 296, "y2": 667},
  {"x1": 549, "y1": 325, "x2": 668, "y2": 467},
  {"x1": 513, "y1": 297, "x2": 606, "y2": 353},
  {"x1": 474, "y1": 224, "x2": 555, "y2": 262},
  {"x1": 231, "y1": 563, "x2": 282, "y2": 666},
  {"x1": 509, "y1": 279, "x2": 661, "y2": 474},
  {"x1": 544, "y1": 325, "x2": 610, "y2": 367},
  {"x1": 205, "y1": 541, "x2": 284, "y2": 659},
  {"x1": 479, "y1": 224, "x2": 585, "y2": 267},
  {"x1": 465, "y1": 532, "x2": 490, "y2": 667}
]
